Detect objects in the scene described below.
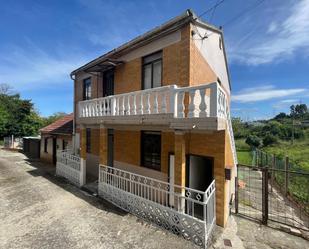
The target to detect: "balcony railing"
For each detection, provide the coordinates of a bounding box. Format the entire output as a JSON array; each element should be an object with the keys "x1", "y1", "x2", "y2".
[
  {"x1": 78, "y1": 82, "x2": 227, "y2": 120},
  {"x1": 56, "y1": 150, "x2": 85, "y2": 187},
  {"x1": 98, "y1": 164, "x2": 216, "y2": 248}
]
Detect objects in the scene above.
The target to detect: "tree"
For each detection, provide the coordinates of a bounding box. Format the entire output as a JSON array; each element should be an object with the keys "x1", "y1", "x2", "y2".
[
  {"x1": 274, "y1": 112, "x2": 288, "y2": 120},
  {"x1": 263, "y1": 134, "x2": 278, "y2": 146},
  {"x1": 0, "y1": 88, "x2": 44, "y2": 138},
  {"x1": 245, "y1": 135, "x2": 262, "y2": 148},
  {"x1": 0, "y1": 83, "x2": 13, "y2": 94},
  {"x1": 290, "y1": 104, "x2": 308, "y2": 118}
]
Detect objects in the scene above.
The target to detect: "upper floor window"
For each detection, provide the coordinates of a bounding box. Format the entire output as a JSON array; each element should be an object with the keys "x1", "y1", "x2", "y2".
[
  {"x1": 83, "y1": 78, "x2": 91, "y2": 100},
  {"x1": 142, "y1": 51, "x2": 162, "y2": 89}
]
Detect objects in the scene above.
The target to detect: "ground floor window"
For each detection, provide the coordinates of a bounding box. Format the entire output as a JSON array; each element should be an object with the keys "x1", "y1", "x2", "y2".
[{"x1": 141, "y1": 131, "x2": 161, "y2": 171}]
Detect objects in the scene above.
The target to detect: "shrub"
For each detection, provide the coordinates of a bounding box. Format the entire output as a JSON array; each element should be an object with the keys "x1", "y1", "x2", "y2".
[
  {"x1": 245, "y1": 135, "x2": 262, "y2": 148},
  {"x1": 263, "y1": 134, "x2": 278, "y2": 146}
]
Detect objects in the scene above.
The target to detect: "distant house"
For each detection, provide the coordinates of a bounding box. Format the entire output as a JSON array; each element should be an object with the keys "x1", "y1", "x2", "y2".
[
  {"x1": 301, "y1": 120, "x2": 309, "y2": 127},
  {"x1": 40, "y1": 114, "x2": 73, "y2": 164}
]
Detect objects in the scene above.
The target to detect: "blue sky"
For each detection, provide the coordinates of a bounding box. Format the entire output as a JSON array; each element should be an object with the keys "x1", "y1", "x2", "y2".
[{"x1": 0, "y1": 0, "x2": 308, "y2": 120}]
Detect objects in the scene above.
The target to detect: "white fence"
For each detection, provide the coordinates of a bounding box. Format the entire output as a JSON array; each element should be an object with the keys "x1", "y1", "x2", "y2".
[
  {"x1": 98, "y1": 164, "x2": 216, "y2": 248},
  {"x1": 3, "y1": 136, "x2": 23, "y2": 149},
  {"x1": 56, "y1": 150, "x2": 85, "y2": 187},
  {"x1": 79, "y1": 82, "x2": 227, "y2": 120}
]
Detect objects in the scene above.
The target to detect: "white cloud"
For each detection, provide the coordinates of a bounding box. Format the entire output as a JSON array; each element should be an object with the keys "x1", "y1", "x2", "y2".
[
  {"x1": 232, "y1": 85, "x2": 307, "y2": 103},
  {"x1": 229, "y1": 0, "x2": 309, "y2": 65},
  {"x1": 267, "y1": 22, "x2": 277, "y2": 33},
  {"x1": 0, "y1": 43, "x2": 90, "y2": 91}
]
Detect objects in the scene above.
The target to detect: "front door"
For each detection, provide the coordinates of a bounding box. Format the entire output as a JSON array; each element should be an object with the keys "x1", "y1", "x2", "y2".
[
  {"x1": 103, "y1": 69, "x2": 114, "y2": 97},
  {"x1": 186, "y1": 155, "x2": 214, "y2": 219}
]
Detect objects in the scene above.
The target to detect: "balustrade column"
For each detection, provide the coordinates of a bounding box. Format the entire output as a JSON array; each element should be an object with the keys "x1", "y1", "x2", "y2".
[
  {"x1": 177, "y1": 91, "x2": 185, "y2": 118},
  {"x1": 188, "y1": 89, "x2": 196, "y2": 118},
  {"x1": 199, "y1": 88, "x2": 207, "y2": 117}
]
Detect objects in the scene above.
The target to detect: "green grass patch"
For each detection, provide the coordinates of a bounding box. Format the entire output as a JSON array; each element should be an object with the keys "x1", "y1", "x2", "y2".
[{"x1": 237, "y1": 150, "x2": 254, "y2": 165}]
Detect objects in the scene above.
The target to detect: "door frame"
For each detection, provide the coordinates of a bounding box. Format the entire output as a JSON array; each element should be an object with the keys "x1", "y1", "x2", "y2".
[
  {"x1": 102, "y1": 69, "x2": 114, "y2": 97},
  {"x1": 52, "y1": 137, "x2": 57, "y2": 165}
]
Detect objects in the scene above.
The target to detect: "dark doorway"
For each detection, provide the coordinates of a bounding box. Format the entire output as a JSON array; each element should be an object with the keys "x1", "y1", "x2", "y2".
[
  {"x1": 186, "y1": 155, "x2": 214, "y2": 219},
  {"x1": 103, "y1": 69, "x2": 114, "y2": 97},
  {"x1": 52, "y1": 137, "x2": 57, "y2": 165},
  {"x1": 107, "y1": 129, "x2": 114, "y2": 167}
]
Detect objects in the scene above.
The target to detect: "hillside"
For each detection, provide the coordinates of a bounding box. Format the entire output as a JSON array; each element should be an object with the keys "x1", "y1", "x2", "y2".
[{"x1": 233, "y1": 104, "x2": 309, "y2": 171}]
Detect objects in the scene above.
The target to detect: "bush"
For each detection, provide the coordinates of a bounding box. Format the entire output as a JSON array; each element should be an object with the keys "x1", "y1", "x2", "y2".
[
  {"x1": 263, "y1": 134, "x2": 278, "y2": 146},
  {"x1": 245, "y1": 135, "x2": 262, "y2": 148}
]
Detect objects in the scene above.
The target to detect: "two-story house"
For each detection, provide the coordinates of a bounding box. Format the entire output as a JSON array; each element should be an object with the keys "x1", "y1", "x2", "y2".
[{"x1": 57, "y1": 10, "x2": 237, "y2": 247}]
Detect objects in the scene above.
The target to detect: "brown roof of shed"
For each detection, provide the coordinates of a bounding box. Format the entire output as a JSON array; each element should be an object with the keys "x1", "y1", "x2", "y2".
[{"x1": 40, "y1": 113, "x2": 73, "y2": 135}]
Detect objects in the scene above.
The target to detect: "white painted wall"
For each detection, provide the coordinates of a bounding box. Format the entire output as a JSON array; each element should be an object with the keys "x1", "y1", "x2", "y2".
[{"x1": 192, "y1": 25, "x2": 230, "y2": 95}]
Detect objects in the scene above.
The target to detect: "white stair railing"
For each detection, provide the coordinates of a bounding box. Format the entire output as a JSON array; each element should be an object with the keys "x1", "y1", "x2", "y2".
[
  {"x1": 56, "y1": 150, "x2": 85, "y2": 187},
  {"x1": 98, "y1": 164, "x2": 216, "y2": 248}
]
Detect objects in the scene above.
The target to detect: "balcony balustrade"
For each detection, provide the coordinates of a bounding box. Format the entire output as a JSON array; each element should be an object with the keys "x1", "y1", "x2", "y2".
[{"x1": 78, "y1": 82, "x2": 227, "y2": 121}]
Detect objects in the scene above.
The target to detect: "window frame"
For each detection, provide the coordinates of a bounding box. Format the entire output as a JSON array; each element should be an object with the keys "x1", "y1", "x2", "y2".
[
  {"x1": 86, "y1": 128, "x2": 91, "y2": 153},
  {"x1": 142, "y1": 51, "x2": 163, "y2": 90},
  {"x1": 141, "y1": 131, "x2": 161, "y2": 171},
  {"x1": 83, "y1": 77, "x2": 92, "y2": 100}
]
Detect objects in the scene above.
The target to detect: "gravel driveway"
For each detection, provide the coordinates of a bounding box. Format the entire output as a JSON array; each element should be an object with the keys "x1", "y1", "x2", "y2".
[{"x1": 0, "y1": 149, "x2": 197, "y2": 249}]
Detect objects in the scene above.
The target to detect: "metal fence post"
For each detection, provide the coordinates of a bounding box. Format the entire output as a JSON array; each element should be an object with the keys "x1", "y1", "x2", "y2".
[
  {"x1": 285, "y1": 156, "x2": 289, "y2": 196},
  {"x1": 262, "y1": 168, "x2": 268, "y2": 225},
  {"x1": 235, "y1": 176, "x2": 239, "y2": 214}
]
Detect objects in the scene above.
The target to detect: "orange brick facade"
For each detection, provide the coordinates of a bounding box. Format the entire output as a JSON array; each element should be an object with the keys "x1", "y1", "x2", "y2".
[{"x1": 75, "y1": 22, "x2": 234, "y2": 227}]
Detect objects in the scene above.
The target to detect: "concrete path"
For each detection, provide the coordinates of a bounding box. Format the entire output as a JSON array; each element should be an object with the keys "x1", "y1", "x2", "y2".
[{"x1": 0, "y1": 149, "x2": 308, "y2": 249}]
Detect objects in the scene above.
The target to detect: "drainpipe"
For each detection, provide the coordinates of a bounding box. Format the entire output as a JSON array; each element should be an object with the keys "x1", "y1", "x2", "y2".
[{"x1": 71, "y1": 73, "x2": 76, "y2": 155}]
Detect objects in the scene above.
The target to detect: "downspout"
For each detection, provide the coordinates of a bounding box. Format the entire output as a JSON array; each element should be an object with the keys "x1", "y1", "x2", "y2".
[{"x1": 70, "y1": 73, "x2": 76, "y2": 155}]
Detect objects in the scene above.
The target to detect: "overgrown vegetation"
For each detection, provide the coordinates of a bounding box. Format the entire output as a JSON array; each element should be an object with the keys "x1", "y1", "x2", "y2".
[
  {"x1": 0, "y1": 83, "x2": 67, "y2": 139},
  {"x1": 233, "y1": 103, "x2": 309, "y2": 170}
]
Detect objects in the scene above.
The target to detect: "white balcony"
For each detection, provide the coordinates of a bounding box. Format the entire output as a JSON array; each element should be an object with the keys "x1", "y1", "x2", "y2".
[{"x1": 78, "y1": 82, "x2": 228, "y2": 130}]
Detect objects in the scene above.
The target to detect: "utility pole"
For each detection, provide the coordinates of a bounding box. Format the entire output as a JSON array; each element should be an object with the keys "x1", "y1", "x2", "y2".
[{"x1": 291, "y1": 117, "x2": 295, "y2": 145}]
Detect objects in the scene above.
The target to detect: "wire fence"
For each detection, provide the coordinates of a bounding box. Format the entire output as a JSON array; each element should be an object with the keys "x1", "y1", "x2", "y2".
[{"x1": 236, "y1": 149, "x2": 309, "y2": 232}]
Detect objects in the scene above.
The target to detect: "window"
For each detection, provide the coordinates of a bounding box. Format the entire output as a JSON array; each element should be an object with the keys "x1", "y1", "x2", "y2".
[
  {"x1": 44, "y1": 138, "x2": 48, "y2": 153},
  {"x1": 83, "y1": 78, "x2": 92, "y2": 100},
  {"x1": 142, "y1": 51, "x2": 162, "y2": 89},
  {"x1": 141, "y1": 131, "x2": 161, "y2": 171},
  {"x1": 86, "y1": 128, "x2": 91, "y2": 153},
  {"x1": 62, "y1": 140, "x2": 68, "y2": 150}
]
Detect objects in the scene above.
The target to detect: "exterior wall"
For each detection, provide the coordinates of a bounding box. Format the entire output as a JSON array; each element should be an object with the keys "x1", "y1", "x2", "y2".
[
  {"x1": 191, "y1": 25, "x2": 230, "y2": 95},
  {"x1": 114, "y1": 130, "x2": 140, "y2": 166},
  {"x1": 40, "y1": 134, "x2": 72, "y2": 164},
  {"x1": 114, "y1": 58, "x2": 142, "y2": 94},
  {"x1": 40, "y1": 135, "x2": 53, "y2": 164}
]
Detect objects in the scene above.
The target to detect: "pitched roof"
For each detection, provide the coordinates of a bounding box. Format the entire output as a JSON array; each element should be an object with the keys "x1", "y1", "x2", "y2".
[
  {"x1": 40, "y1": 113, "x2": 73, "y2": 135},
  {"x1": 70, "y1": 9, "x2": 222, "y2": 76}
]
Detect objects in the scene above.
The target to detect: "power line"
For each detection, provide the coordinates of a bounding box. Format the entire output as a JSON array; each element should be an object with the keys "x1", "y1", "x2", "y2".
[
  {"x1": 209, "y1": 0, "x2": 220, "y2": 22},
  {"x1": 197, "y1": 0, "x2": 227, "y2": 18},
  {"x1": 194, "y1": 0, "x2": 266, "y2": 40},
  {"x1": 222, "y1": 0, "x2": 266, "y2": 27}
]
